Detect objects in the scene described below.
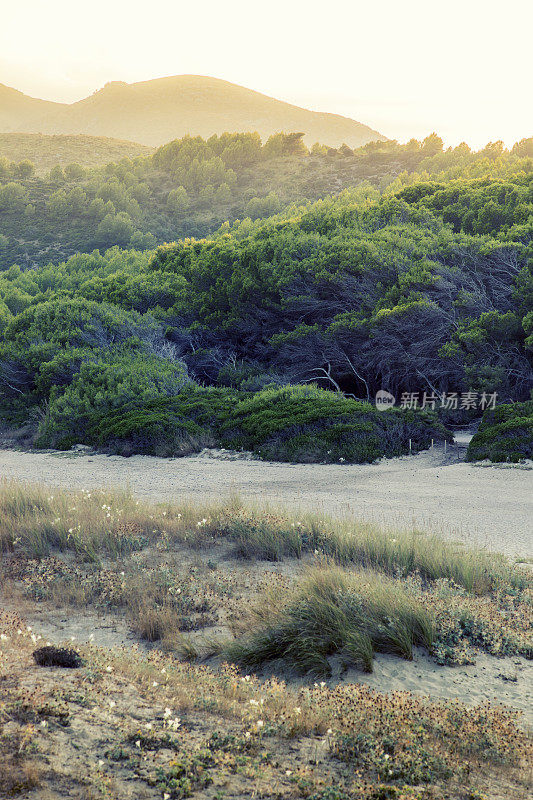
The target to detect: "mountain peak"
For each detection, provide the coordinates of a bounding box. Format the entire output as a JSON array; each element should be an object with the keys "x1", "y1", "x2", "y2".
[{"x1": 0, "y1": 75, "x2": 386, "y2": 148}]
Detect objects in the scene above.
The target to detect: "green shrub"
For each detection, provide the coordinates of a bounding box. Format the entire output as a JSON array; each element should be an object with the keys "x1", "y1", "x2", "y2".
[
  {"x1": 466, "y1": 400, "x2": 533, "y2": 462},
  {"x1": 35, "y1": 353, "x2": 191, "y2": 450},
  {"x1": 38, "y1": 381, "x2": 450, "y2": 462},
  {"x1": 91, "y1": 387, "x2": 237, "y2": 456},
  {"x1": 220, "y1": 385, "x2": 449, "y2": 463}
]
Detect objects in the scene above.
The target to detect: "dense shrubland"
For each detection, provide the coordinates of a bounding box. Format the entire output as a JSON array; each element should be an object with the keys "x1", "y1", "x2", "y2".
[
  {"x1": 150, "y1": 185, "x2": 532, "y2": 403},
  {"x1": 0, "y1": 132, "x2": 531, "y2": 460},
  {"x1": 0, "y1": 131, "x2": 531, "y2": 269}
]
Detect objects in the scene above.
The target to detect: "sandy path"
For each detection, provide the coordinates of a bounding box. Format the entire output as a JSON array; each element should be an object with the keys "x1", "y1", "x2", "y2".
[{"x1": 0, "y1": 446, "x2": 531, "y2": 558}]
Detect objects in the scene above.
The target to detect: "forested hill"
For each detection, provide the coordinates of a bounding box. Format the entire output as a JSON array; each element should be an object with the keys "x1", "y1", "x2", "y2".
[
  {"x1": 0, "y1": 154, "x2": 531, "y2": 459},
  {"x1": 0, "y1": 131, "x2": 531, "y2": 270},
  {"x1": 0, "y1": 76, "x2": 385, "y2": 148}
]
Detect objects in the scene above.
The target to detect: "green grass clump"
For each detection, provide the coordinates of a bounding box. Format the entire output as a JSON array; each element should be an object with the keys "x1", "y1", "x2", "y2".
[
  {"x1": 225, "y1": 568, "x2": 435, "y2": 676},
  {"x1": 466, "y1": 400, "x2": 533, "y2": 462}
]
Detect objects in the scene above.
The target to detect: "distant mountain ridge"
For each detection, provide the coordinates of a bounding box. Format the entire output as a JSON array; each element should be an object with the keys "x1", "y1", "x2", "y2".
[{"x1": 0, "y1": 75, "x2": 386, "y2": 148}]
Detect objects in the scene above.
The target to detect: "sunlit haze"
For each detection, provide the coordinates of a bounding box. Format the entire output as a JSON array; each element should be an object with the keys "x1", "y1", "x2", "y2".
[{"x1": 2, "y1": 0, "x2": 532, "y2": 148}]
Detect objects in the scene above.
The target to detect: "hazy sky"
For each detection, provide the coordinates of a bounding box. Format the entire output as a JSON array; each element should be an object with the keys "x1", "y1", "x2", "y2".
[{"x1": 2, "y1": 0, "x2": 532, "y2": 148}]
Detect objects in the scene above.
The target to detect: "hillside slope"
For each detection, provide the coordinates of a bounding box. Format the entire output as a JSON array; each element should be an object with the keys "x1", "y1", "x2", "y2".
[
  {"x1": 0, "y1": 75, "x2": 386, "y2": 148},
  {"x1": 0, "y1": 83, "x2": 63, "y2": 131},
  {"x1": 0, "y1": 133, "x2": 152, "y2": 172}
]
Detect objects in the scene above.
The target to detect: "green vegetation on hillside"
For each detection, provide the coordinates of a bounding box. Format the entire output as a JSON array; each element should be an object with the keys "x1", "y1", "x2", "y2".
[{"x1": 0, "y1": 131, "x2": 531, "y2": 269}]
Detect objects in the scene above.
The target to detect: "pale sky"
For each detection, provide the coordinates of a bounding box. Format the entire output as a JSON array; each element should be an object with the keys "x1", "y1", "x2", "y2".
[{"x1": 1, "y1": 0, "x2": 532, "y2": 149}]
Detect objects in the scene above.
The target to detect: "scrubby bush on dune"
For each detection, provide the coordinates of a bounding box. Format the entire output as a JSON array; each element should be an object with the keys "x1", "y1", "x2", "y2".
[
  {"x1": 466, "y1": 400, "x2": 533, "y2": 462},
  {"x1": 220, "y1": 384, "x2": 450, "y2": 463},
  {"x1": 35, "y1": 353, "x2": 191, "y2": 450},
  {"x1": 90, "y1": 386, "x2": 236, "y2": 456},
  {"x1": 42, "y1": 382, "x2": 450, "y2": 462}
]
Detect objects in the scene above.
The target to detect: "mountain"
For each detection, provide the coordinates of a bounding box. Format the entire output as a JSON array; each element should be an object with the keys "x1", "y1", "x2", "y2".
[
  {"x1": 0, "y1": 84, "x2": 63, "y2": 131},
  {"x1": 0, "y1": 75, "x2": 386, "y2": 148}
]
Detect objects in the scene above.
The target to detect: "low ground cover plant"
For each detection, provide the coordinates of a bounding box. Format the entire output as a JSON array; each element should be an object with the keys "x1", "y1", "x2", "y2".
[{"x1": 0, "y1": 603, "x2": 531, "y2": 800}]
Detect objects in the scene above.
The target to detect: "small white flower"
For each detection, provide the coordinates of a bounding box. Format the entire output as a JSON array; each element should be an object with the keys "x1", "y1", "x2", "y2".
[
  {"x1": 256, "y1": 720, "x2": 264, "y2": 728},
  {"x1": 108, "y1": 700, "x2": 116, "y2": 708},
  {"x1": 152, "y1": 681, "x2": 159, "y2": 687},
  {"x1": 294, "y1": 707, "x2": 301, "y2": 714},
  {"x1": 144, "y1": 723, "x2": 152, "y2": 730},
  {"x1": 106, "y1": 665, "x2": 113, "y2": 672},
  {"x1": 286, "y1": 769, "x2": 292, "y2": 776},
  {"x1": 98, "y1": 759, "x2": 104, "y2": 766},
  {"x1": 0, "y1": 633, "x2": 8, "y2": 641},
  {"x1": 164, "y1": 707, "x2": 172, "y2": 719},
  {"x1": 135, "y1": 739, "x2": 141, "y2": 748}
]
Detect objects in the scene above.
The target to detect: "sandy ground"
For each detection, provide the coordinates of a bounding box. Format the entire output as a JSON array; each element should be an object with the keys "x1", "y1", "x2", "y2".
[
  {"x1": 7, "y1": 600, "x2": 532, "y2": 728},
  {"x1": 0, "y1": 445, "x2": 531, "y2": 558}
]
